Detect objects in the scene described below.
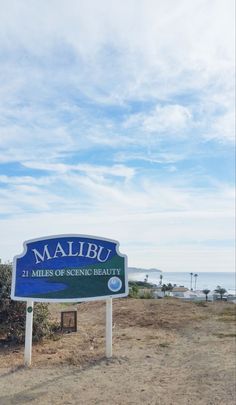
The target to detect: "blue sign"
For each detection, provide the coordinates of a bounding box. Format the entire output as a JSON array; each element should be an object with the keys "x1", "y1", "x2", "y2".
[{"x1": 11, "y1": 235, "x2": 128, "y2": 302}]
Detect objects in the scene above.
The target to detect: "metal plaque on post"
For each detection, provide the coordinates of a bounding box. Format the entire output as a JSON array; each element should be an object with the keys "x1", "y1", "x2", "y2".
[{"x1": 61, "y1": 310, "x2": 77, "y2": 332}]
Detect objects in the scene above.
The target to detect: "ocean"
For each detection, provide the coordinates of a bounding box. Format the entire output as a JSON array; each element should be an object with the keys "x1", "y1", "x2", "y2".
[{"x1": 128, "y1": 271, "x2": 236, "y2": 293}]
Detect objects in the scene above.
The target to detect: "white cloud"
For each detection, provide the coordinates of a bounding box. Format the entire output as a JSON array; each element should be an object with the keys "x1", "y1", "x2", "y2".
[
  {"x1": 0, "y1": 124, "x2": 75, "y2": 164},
  {"x1": 22, "y1": 161, "x2": 135, "y2": 181},
  {"x1": 0, "y1": 204, "x2": 234, "y2": 271},
  {"x1": 124, "y1": 104, "x2": 192, "y2": 135},
  {"x1": 143, "y1": 105, "x2": 191, "y2": 133},
  {"x1": 0, "y1": 180, "x2": 64, "y2": 215},
  {"x1": 0, "y1": 175, "x2": 48, "y2": 185},
  {"x1": 0, "y1": 159, "x2": 234, "y2": 219},
  {"x1": 209, "y1": 110, "x2": 235, "y2": 143},
  {"x1": 0, "y1": 0, "x2": 234, "y2": 104},
  {"x1": 0, "y1": 159, "x2": 234, "y2": 271},
  {"x1": 115, "y1": 151, "x2": 186, "y2": 164},
  {"x1": 0, "y1": 0, "x2": 233, "y2": 177},
  {"x1": 0, "y1": 1, "x2": 234, "y2": 272}
]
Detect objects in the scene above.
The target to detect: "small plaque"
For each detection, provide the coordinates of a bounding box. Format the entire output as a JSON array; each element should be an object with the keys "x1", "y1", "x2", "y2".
[{"x1": 61, "y1": 310, "x2": 77, "y2": 332}]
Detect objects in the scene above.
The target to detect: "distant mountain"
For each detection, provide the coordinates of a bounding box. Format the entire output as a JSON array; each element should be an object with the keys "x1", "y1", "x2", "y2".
[{"x1": 128, "y1": 267, "x2": 162, "y2": 274}]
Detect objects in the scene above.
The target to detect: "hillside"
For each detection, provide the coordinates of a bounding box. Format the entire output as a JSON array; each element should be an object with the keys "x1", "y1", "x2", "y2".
[{"x1": 0, "y1": 298, "x2": 235, "y2": 404}]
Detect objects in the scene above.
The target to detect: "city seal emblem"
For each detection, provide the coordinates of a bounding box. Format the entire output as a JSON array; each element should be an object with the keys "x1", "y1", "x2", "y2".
[{"x1": 108, "y1": 276, "x2": 122, "y2": 292}]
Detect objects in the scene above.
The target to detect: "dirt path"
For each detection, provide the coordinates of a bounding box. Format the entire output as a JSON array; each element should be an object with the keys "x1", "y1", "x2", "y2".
[{"x1": 0, "y1": 299, "x2": 235, "y2": 405}]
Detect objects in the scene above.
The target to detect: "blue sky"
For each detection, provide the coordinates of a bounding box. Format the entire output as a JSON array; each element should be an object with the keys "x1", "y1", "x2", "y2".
[{"x1": 0, "y1": 0, "x2": 235, "y2": 272}]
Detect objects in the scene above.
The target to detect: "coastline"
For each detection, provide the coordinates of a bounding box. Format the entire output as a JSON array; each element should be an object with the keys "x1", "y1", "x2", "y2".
[{"x1": 128, "y1": 270, "x2": 235, "y2": 292}]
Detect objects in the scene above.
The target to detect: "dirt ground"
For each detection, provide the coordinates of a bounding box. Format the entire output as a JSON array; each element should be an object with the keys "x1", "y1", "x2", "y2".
[{"x1": 0, "y1": 298, "x2": 235, "y2": 405}]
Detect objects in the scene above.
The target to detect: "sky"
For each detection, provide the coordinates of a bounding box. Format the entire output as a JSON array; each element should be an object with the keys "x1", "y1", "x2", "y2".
[{"x1": 0, "y1": 0, "x2": 235, "y2": 272}]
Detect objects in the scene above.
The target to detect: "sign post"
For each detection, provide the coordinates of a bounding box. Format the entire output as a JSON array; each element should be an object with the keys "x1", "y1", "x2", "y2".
[
  {"x1": 106, "y1": 297, "x2": 113, "y2": 358},
  {"x1": 11, "y1": 234, "x2": 128, "y2": 366},
  {"x1": 24, "y1": 300, "x2": 34, "y2": 366}
]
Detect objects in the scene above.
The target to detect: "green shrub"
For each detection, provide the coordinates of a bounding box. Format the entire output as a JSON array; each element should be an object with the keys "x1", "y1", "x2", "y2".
[
  {"x1": 0, "y1": 263, "x2": 59, "y2": 343},
  {"x1": 129, "y1": 284, "x2": 139, "y2": 298}
]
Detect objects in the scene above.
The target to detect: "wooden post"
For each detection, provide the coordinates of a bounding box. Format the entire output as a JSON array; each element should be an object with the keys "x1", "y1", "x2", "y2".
[
  {"x1": 24, "y1": 300, "x2": 34, "y2": 367},
  {"x1": 106, "y1": 297, "x2": 112, "y2": 358}
]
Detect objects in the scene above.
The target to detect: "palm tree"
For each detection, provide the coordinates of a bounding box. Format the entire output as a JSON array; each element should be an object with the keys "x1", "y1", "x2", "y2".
[
  {"x1": 144, "y1": 274, "x2": 149, "y2": 283},
  {"x1": 167, "y1": 283, "x2": 173, "y2": 292},
  {"x1": 161, "y1": 283, "x2": 173, "y2": 296},
  {"x1": 202, "y1": 289, "x2": 210, "y2": 302},
  {"x1": 159, "y1": 274, "x2": 163, "y2": 286},
  {"x1": 161, "y1": 284, "x2": 167, "y2": 296},
  {"x1": 214, "y1": 286, "x2": 227, "y2": 300},
  {"x1": 194, "y1": 273, "x2": 198, "y2": 290},
  {"x1": 190, "y1": 273, "x2": 193, "y2": 290}
]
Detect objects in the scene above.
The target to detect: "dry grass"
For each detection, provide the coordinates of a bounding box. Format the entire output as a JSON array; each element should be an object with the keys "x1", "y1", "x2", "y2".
[{"x1": 0, "y1": 298, "x2": 235, "y2": 405}]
